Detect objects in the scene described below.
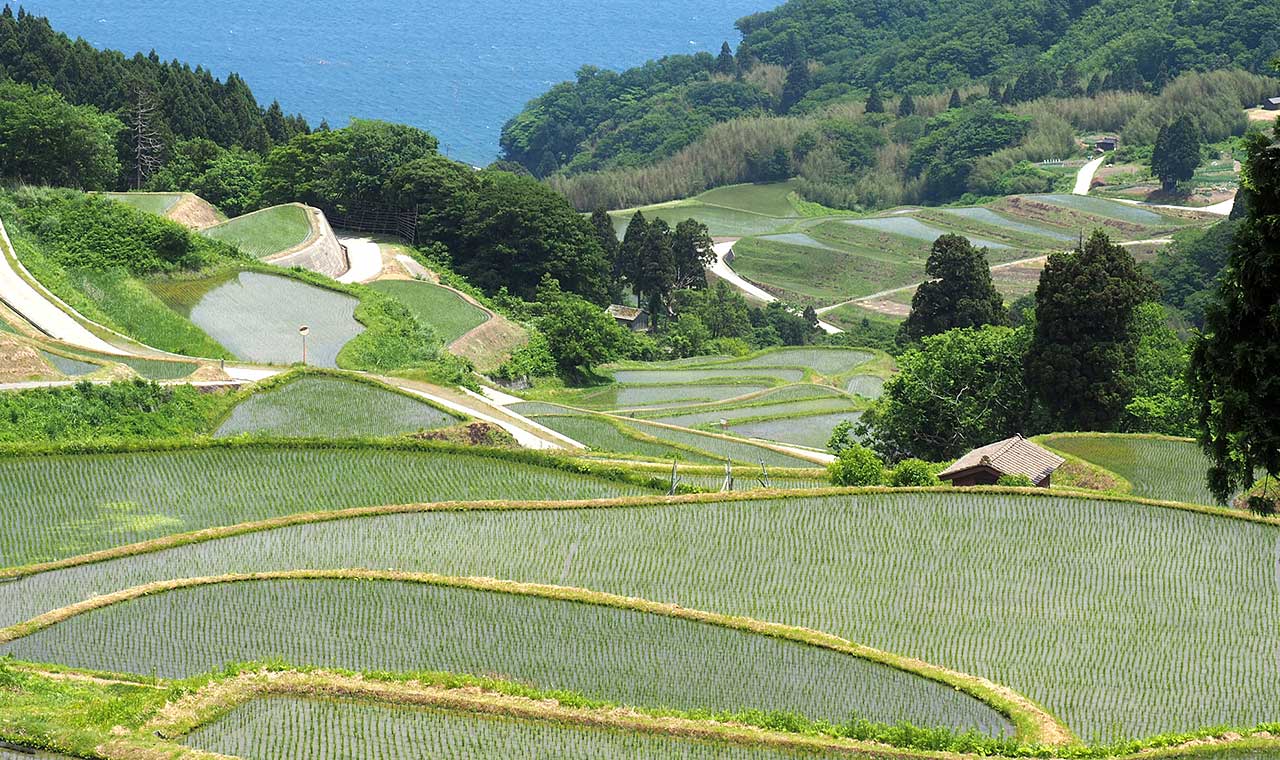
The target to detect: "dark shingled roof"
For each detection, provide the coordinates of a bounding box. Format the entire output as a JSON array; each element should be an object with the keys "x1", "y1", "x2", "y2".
[{"x1": 938, "y1": 435, "x2": 1065, "y2": 484}]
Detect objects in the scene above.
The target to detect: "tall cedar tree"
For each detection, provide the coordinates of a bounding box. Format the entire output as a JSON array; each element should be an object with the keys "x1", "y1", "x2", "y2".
[
  {"x1": 670, "y1": 219, "x2": 714, "y2": 290},
  {"x1": 1189, "y1": 119, "x2": 1280, "y2": 503},
  {"x1": 715, "y1": 42, "x2": 737, "y2": 78},
  {"x1": 780, "y1": 61, "x2": 811, "y2": 113},
  {"x1": 899, "y1": 234, "x2": 1005, "y2": 343},
  {"x1": 948, "y1": 88, "x2": 962, "y2": 109},
  {"x1": 637, "y1": 218, "x2": 676, "y2": 323},
  {"x1": 618, "y1": 212, "x2": 649, "y2": 305},
  {"x1": 896, "y1": 92, "x2": 915, "y2": 117},
  {"x1": 864, "y1": 87, "x2": 884, "y2": 114},
  {"x1": 1152, "y1": 115, "x2": 1202, "y2": 191},
  {"x1": 1025, "y1": 230, "x2": 1157, "y2": 431}
]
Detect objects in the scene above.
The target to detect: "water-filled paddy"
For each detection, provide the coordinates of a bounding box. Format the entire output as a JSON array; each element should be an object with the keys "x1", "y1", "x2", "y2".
[
  {"x1": 1025, "y1": 194, "x2": 1165, "y2": 224},
  {"x1": 842, "y1": 217, "x2": 1010, "y2": 249},
  {"x1": 939, "y1": 207, "x2": 1076, "y2": 241}
]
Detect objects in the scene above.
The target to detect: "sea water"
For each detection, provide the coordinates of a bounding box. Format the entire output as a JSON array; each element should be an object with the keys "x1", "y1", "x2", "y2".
[{"x1": 21, "y1": 0, "x2": 771, "y2": 165}]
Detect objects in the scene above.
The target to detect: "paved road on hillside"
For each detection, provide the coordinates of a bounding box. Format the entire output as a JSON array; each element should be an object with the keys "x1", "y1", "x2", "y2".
[
  {"x1": 815, "y1": 253, "x2": 1053, "y2": 316},
  {"x1": 336, "y1": 237, "x2": 384, "y2": 283},
  {"x1": 1074, "y1": 155, "x2": 1107, "y2": 195},
  {"x1": 711, "y1": 241, "x2": 843, "y2": 334}
]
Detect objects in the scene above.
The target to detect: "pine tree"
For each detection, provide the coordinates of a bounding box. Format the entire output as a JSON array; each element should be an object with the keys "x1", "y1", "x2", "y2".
[
  {"x1": 618, "y1": 212, "x2": 648, "y2": 306},
  {"x1": 714, "y1": 42, "x2": 737, "y2": 78},
  {"x1": 898, "y1": 234, "x2": 1005, "y2": 344},
  {"x1": 865, "y1": 86, "x2": 884, "y2": 114},
  {"x1": 897, "y1": 92, "x2": 915, "y2": 117},
  {"x1": 590, "y1": 207, "x2": 621, "y2": 298},
  {"x1": 1188, "y1": 119, "x2": 1280, "y2": 505},
  {"x1": 1152, "y1": 115, "x2": 1201, "y2": 192},
  {"x1": 948, "y1": 88, "x2": 962, "y2": 109},
  {"x1": 1025, "y1": 231, "x2": 1158, "y2": 431}
]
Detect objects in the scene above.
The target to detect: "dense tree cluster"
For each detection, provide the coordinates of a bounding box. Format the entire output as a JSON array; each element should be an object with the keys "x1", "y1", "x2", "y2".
[
  {"x1": 898, "y1": 235, "x2": 1006, "y2": 344},
  {"x1": 0, "y1": 6, "x2": 308, "y2": 186}
]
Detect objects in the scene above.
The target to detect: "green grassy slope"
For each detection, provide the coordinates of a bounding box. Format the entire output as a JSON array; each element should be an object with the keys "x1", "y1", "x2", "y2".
[
  {"x1": 201, "y1": 205, "x2": 313, "y2": 259},
  {"x1": 369, "y1": 280, "x2": 489, "y2": 344}
]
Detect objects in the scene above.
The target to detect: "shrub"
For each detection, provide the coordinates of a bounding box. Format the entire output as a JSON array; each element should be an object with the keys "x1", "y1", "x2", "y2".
[
  {"x1": 996, "y1": 473, "x2": 1035, "y2": 487},
  {"x1": 889, "y1": 459, "x2": 941, "y2": 487},
  {"x1": 828, "y1": 444, "x2": 885, "y2": 486}
]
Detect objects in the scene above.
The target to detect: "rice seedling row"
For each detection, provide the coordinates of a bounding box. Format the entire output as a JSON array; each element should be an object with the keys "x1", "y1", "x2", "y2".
[
  {"x1": 215, "y1": 376, "x2": 457, "y2": 438},
  {"x1": 99, "y1": 192, "x2": 182, "y2": 216},
  {"x1": 706, "y1": 348, "x2": 873, "y2": 376},
  {"x1": 182, "y1": 696, "x2": 841, "y2": 760},
  {"x1": 727, "y1": 411, "x2": 862, "y2": 451},
  {"x1": 840, "y1": 217, "x2": 1012, "y2": 250},
  {"x1": 3, "y1": 578, "x2": 1008, "y2": 734},
  {"x1": 11, "y1": 491, "x2": 1276, "y2": 740},
  {"x1": 201, "y1": 205, "x2": 313, "y2": 260},
  {"x1": 844, "y1": 375, "x2": 885, "y2": 399},
  {"x1": 649, "y1": 397, "x2": 858, "y2": 429},
  {"x1": 1039, "y1": 435, "x2": 1224, "y2": 506},
  {"x1": 38, "y1": 350, "x2": 98, "y2": 377},
  {"x1": 0, "y1": 445, "x2": 652, "y2": 567},
  {"x1": 586, "y1": 384, "x2": 771, "y2": 411},
  {"x1": 610, "y1": 367, "x2": 805, "y2": 384},
  {"x1": 621, "y1": 418, "x2": 817, "y2": 467},
  {"x1": 524, "y1": 413, "x2": 721, "y2": 464}
]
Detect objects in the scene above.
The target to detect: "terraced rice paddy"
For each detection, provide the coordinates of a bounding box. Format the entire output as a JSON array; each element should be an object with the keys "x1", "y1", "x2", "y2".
[
  {"x1": 155, "y1": 271, "x2": 363, "y2": 367},
  {"x1": 731, "y1": 236, "x2": 922, "y2": 303},
  {"x1": 611, "y1": 367, "x2": 805, "y2": 384},
  {"x1": 39, "y1": 350, "x2": 97, "y2": 376},
  {"x1": 1039, "y1": 435, "x2": 1225, "y2": 505},
  {"x1": 182, "y1": 697, "x2": 853, "y2": 760},
  {"x1": 201, "y1": 205, "x2": 313, "y2": 259},
  {"x1": 937, "y1": 207, "x2": 1075, "y2": 242},
  {"x1": 9, "y1": 492, "x2": 1275, "y2": 740},
  {"x1": 649, "y1": 397, "x2": 858, "y2": 429},
  {"x1": 0, "y1": 445, "x2": 652, "y2": 566},
  {"x1": 99, "y1": 192, "x2": 182, "y2": 216},
  {"x1": 215, "y1": 376, "x2": 457, "y2": 438},
  {"x1": 4, "y1": 578, "x2": 1008, "y2": 734},
  {"x1": 623, "y1": 419, "x2": 817, "y2": 466},
  {"x1": 578, "y1": 383, "x2": 770, "y2": 410},
  {"x1": 369, "y1": 280, "x2": 488, "y2": 344},
  {"x1": 713, "y1": 348, "x2": 872, "y2": 375},
  {"x1": 728, "y1": 411, "x2": 861, "y2": 450},
  {"x1": 1024, "y1": 194, "x2": 1166, "y2": 225},
  {"x1": 523, "y1": 413, "x2": 720, "y2": 464},
  {"x1": 841, "y1": 218, "x2": 1010, "y2": 249},
  {"x1": 844, "y1": 375, "x2": 885, "y2": 399},
  {"x1": 757, "y1": 232, "x2": 844, "y2": 251}
]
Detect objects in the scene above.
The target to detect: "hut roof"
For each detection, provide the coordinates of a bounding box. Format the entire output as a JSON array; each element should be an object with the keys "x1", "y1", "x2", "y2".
[{"x1": 938, "y1": 435, "x2": 1065, "y2": 484}]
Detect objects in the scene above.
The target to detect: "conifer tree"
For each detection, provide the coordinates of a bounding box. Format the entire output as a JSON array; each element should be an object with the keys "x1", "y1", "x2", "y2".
[
  {"x1": 948, "y1": 88, "x2": 962, "y2": 109},
  {"x1": 898, "y1": 234, "x2": 1005, "y2": 344},
  {"x1": 865, "y1": 86, "x2": 884, "y2": 114},
  {"x1": 1189, "y1": 119, "x2": 1280, "y2": 505},
  {"x1": 1152, "y1": 115, "x2": 1202, "y2": 192},
  {"x1": 897, "y1": 92, "x2": 915, "y2": 117},
  {"x1": 715, "y1": 42, "x2": 737, "y2": 78},
  {"x1": 780, "y1": 61, "x2": 811, "y2": 113}
]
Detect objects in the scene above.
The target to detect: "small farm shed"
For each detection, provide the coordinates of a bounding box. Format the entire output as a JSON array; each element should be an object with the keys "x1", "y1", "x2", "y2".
[
  {"x1": 606, "y1": 304, "x2": 651, "y2": 332},
  {"x1": 1095, "y1": 136, "x2": 1119, "y2": 151},
  {"x1": 937, "y1": 435, "x2": 1064, "y2": 488},
  {"x1": 1264, "y1": 97, "x2": 1280, "y2": 111}
]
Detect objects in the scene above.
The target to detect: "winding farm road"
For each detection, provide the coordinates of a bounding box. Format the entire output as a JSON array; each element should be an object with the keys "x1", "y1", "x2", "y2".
[
  {"x1": 1073, "y1": 155, "x2": 1106, "y2": 195},
  {"x1": 711, "y1": 241, "x2": 843, "y2": 334},
  {"x1": 0, "y1": 218, "x2": 123, "y2": 355}
]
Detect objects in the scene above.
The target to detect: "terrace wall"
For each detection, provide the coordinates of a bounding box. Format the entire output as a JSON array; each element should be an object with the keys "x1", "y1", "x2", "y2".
[{"x1": 266, "y1": 206, "x2": 349, "y2": 279}]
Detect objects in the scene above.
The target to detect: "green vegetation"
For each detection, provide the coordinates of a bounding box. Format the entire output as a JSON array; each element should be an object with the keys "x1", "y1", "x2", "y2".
[
  {"x1": 0, "y1": 441, "x2": 656, "y2": 567},
  {"x1": 201, "y1": 204, "x2": 313, "y2": 259},
  {"x1": 1151, "y1": 116, "x2": 1203, "y2": 191},
  {"x1": 8, "y1": 490, "x2": 1274, "y2": 740},
  {"x1": 1189, "y1": 118, "x2": 1280, "y2": 504},
  {"x1": 1039, "y1": 434, "x2": 1221, "y2": 506},
  {"x1": 0, "y1": 380, "x2": 227, "y2": 445},
  {"x1": 0, "y1": 81, "x2": 121, "y2": 190},
  {"x1": 215, "y1": 374, "x2": 459, "y2": 438},
  {"x1": 899, "y1": 234, "x2": 1006, "y2": 344},
  {"x1": 369, "y1": 280, "x2": 489, "y2": 343},
  {"x1": 730, "y1": 410, "x2": 862, "y2": 450},
  {"x1": 183, "y1": 697, "x2": 833, "y2": 760},
  {"x1": 4, "y1": 577, "x2": 1008, "y2": 733},
  {"x1": 98, "y1": 192, "x2": 182, "y2": 216}
]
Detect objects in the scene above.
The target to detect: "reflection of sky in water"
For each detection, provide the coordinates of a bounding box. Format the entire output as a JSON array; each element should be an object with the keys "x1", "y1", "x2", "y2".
[
  {"x1": 940, "y1": 206, "x2": 1076, "y2": 241},
  {"x1": 188, "y1": 272, "x2": 362, "y2": 367},
  {"x1": 24, "y1": 0, "x2": 770, "y2": 165}
]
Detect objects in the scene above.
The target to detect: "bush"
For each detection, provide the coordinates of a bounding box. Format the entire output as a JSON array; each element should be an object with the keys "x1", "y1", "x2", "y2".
[
  {"x1": 996, "y1": 473, "x2": 1035, "y2": 487},
  {"x1": 889, "y1": 459, "x2": 941, "y2": 487},
  {"x1": 828, "y1": 444, "x2": 885, "y2": 486}
]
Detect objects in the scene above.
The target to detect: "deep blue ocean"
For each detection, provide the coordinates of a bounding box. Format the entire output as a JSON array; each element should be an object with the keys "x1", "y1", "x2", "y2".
[{"x1": 21, "y1": 0, "x2": 772, "y2": 166}]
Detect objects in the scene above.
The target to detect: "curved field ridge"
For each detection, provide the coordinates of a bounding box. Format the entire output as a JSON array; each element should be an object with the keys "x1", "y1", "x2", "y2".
[
  {"x1": 215, "y1": 375, "x2": 458, "y2": 438},
  {"x1": 0, "y1": 571, "x2": 1032, "y2": 740},
  {"x1": 5, "y1": 488, "x2": 1276, "y2": 741},
  {"x1": 1039, "y1": 434, "x2": 1223, "y2": 506},
  {"x1": 182, "y1": 696, "x2": 844, "y2": 760},
  {"x1": 0, "y1": 442, "x2": 654, "y2": 567}
]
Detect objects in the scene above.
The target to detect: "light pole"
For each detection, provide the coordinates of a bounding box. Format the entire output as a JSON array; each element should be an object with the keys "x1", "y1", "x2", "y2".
[{"x1": 298, "y1": 325, "x2": 310, "y2": 365}]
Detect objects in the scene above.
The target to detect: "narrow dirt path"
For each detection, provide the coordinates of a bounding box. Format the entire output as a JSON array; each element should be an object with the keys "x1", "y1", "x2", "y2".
[
  {"x1": 816, "y1": 254, "x2": 1052, "y2": 315},
  {"x1": 336, "y1": 236, "x2": 383, "y2": 283}
]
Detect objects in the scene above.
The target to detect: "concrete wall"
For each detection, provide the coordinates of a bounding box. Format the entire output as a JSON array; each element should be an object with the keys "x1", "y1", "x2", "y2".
[{"x1": 267, "y1": 205, "x2": 349, "y2": 279}]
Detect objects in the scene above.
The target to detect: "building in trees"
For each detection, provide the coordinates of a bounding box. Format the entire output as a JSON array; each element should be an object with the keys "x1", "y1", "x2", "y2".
[{"x1": 606, "y1": 305, "x2": 651, "y2": 332}]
